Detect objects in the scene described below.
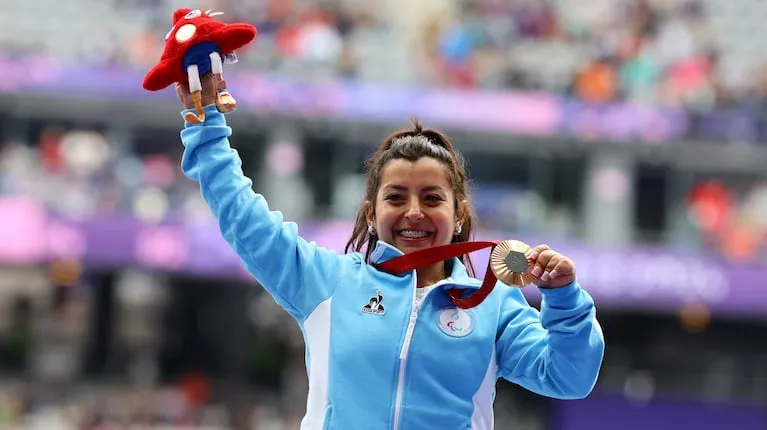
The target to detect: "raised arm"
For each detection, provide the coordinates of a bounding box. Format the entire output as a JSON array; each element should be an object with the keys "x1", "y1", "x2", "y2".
[
  {"x1": 495, "y1": 283, "x2": 605, "y2": 399},
  {"x1": 177, "y1": 77, "x2": 346, "y2": 320}
]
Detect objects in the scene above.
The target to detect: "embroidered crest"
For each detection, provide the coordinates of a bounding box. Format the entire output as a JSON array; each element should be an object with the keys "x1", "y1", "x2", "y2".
[
  {"x1": 437, "y1": 308, "x2": 473, "y2": 337},
  {"x1": 362, "y1": 290, "x2": 385, "y2": 315}
]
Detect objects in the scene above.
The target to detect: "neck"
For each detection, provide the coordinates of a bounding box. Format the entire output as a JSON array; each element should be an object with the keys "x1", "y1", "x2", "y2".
[{"x1": 416, "y1": 262, "x2": 447, "y2": 288}]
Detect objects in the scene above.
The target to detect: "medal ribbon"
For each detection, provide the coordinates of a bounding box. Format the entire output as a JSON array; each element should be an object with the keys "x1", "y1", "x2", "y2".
[{"x1": 375, "y1": 241, "x2": 500, "y2": 309}]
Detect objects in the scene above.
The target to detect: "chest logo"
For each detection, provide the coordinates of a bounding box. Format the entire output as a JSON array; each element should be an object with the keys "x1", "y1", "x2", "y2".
[
  {"x1": 437, "y1": 308, "x2": 473, "y2": 337},
  {"x1": 362, "y1": 291, "x2": 385, "y2": 315}
]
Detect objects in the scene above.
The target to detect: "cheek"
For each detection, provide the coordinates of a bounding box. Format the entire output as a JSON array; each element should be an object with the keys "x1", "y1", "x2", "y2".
[
  {"x1": 428, "y1": 206, "x2": 456, "y2": 234},
  {"x1": 435, "y1": 216, "x2": 455, "y2": 237},
  {"x1": 373, "y1": 203, "x2": 395, "y2": 230}
]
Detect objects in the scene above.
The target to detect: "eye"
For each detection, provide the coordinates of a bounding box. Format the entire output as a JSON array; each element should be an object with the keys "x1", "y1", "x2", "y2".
[
  {"x1": 175, "y1": 24, "x2": 197, "y2": 42},
  {"x1": 384, "y1": 194, "x2": 403, "y2": 202},
  {"x1": 425, "y1": 194, "x2": 444, "y2": 203},
  {"x1": 184, "y1": 9, "x2": 202, "y2": 19}
]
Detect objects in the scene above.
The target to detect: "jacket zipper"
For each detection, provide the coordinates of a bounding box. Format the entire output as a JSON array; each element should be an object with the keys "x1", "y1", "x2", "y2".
[{"x1": 391, "y1": 277, "x2": 452, "y2": 430}]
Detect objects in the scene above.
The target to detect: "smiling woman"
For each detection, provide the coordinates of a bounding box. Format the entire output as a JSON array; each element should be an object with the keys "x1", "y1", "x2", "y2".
[
  {"x1": 346, "y1": 120, "x2": 476, "y2": 287},
  {"x1": 176, "y1": 76, "x2": 605, "y2": 429}
]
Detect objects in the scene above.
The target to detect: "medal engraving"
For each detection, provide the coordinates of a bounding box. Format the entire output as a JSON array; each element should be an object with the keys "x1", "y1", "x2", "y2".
[{"x1": 504, "y1": 250, "x2": 530, "y2": 273}]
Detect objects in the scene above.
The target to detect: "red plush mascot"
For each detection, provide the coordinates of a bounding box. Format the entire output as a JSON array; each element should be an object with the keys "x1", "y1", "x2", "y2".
[{"x1": 142, "y1": 8, "x2": 257, "y2": 124}]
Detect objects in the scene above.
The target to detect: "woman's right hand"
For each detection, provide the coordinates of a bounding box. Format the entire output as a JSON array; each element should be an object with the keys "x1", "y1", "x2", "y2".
[{"x1": 175, "y1": 73, "x2": 219, "y2": 110}]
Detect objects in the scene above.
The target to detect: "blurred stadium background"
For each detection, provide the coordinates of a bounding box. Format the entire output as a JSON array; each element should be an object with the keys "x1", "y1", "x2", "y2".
[{"x1": 0, "y1": 0, "x2": 765, "y2": 428}]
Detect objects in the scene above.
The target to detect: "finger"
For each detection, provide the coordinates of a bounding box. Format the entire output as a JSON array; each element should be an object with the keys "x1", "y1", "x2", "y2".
[
  {"x1": 175, "y1": 82, "x2": 191, "y2": 105},
  {"x1": 540, "y1": 254, "x2": 562, "y2": 283},
  {"x1": 217, "y1": 77, "x2": 228, "y2": 92},
  {"x1": 203, "y1": 72, "x2": 219, "y2": 91},
  {"x1": 546, "y1": 257, "x2": 574, "y2": 281},
  {"x1": 530, "y1": 249, "x2": 556, "y2": 278},
  {"x1": 526, "y1": 244, "x2": 551, "y2": 263},
  {"x1": 202, "y1": 72, "x2": 216, "y2": 87},
  {"x1": 176, "y1": 81, "x2": 190, "y2": 95},
  {"x1": 200, "y1": 72, "x2": 220, "y2": 105}
]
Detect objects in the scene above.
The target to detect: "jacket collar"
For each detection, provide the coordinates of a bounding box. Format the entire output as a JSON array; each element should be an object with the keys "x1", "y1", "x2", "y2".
[{"x1": 369, "y1": 240, "x2": 482, "y2": 290}]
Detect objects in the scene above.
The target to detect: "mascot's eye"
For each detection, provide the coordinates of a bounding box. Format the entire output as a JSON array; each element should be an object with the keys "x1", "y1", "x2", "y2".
[
  {"x1": 175, "y1": 24, "x2": 197, "y2": 42},
  {"x1": 184, "y1": 9, "x2": 202, "y2": 19}
]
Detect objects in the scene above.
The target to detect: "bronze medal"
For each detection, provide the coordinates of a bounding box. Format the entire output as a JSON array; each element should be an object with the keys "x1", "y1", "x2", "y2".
[{"x1": 490, "y1": 240, "x2": 536, "y2": 287}]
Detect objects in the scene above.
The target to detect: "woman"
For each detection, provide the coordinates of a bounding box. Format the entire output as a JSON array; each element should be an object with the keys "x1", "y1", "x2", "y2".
[{"x1": 177, "y1": 74, "x2": 604, "y2": 430}]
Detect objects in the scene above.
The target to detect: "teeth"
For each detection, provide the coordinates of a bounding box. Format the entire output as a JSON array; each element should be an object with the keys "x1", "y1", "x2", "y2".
[{"x1": 399, "y1": 230, "x2": 430, "y2": 238}]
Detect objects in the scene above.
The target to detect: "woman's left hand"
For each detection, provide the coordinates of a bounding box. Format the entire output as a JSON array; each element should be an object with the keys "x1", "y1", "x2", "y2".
[{"x1": 526, "y1": 244, "x2": 576, "y2": 289}]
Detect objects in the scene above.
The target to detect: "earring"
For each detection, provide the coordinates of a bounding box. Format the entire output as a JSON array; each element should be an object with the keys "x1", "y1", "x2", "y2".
[
  {"x1": 368, "y1": 225, "x2": 376, "y2": 236},
  {"x1": 455, "y1": 224, "x2": 462, "y2": 235}
]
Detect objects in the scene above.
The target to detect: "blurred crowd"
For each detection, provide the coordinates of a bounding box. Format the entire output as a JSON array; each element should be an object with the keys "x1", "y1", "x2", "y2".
[
  {"x1": 2, "y1": 125, "x2": 767, "y2": 262},
  {"x1": 0, "y1": 1, "x2": 765, "y2": 427},
  {"x1": 0, "y1": 382, "x2": 302, "y2": 429},
  {"x1": 2, "y1": 0, "x2": 760, "y2": 112},
  {"x1": 0, "y1": 266, "x2": 311, "y2": 430},
  {"x1": 0, "y1": 128, "x2": 206, "y2": 224},
  {"x1": 2, "y1": 0, "x2": 767, "y2": 257},
  {"x1": 684, "y1": 178, "x2": 767, "y2": 262}
]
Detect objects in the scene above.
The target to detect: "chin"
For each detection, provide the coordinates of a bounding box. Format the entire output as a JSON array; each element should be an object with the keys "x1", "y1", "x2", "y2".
[{"x1": 394, "y1": 238, "x2": 437, "y2": 253}]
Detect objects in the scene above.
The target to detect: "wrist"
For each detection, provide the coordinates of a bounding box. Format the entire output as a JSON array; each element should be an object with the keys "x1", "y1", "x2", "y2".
[
  {"x1": 539, "y1": 280, "x2": 580, "y2": 307},
  {"x1": 181, "y1": 104, "x2": 226, "y2": 125}
]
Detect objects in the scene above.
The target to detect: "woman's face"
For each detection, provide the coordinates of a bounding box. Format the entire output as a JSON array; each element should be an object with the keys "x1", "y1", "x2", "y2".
[{"x1": 366, "y1": 157, "x2": 465, "y2": 255}]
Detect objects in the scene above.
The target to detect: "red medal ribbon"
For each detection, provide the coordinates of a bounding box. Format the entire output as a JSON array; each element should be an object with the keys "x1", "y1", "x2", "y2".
[{"x1": 375, "y1": 241, "x2": 501, "y2": 309}]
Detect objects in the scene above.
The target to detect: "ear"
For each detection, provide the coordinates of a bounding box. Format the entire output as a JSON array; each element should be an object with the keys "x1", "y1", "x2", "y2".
[
  {"x1": 173, "y1": 8, "x2": 193, "y2": 24},
  {"x1": 364, "y1": 200, "x2": 374, "y2": 226},
  {"x1": 456, "y1": 199, "x2": 469, "y2": 226}
]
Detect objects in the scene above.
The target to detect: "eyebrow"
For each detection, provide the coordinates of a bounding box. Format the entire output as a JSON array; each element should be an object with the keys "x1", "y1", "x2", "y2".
[{"x1": 383, "y1": 185, "x2": 447, "y2": 193}]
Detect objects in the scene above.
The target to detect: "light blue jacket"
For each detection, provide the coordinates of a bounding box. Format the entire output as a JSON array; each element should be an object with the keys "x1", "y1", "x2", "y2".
[{"x1": 180, "y1": 105, "x2": 605, "y2": 430}]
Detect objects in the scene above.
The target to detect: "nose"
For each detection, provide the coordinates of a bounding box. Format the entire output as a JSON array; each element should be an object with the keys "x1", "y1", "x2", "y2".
[{"x1": 405, "y1": 198, "x2": 424, "y2": 222}]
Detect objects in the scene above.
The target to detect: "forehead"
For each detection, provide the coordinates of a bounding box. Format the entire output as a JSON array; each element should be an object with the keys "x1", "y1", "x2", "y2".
[{"x1": 379, "y1": 158, "x2": 451, "y2": 189}]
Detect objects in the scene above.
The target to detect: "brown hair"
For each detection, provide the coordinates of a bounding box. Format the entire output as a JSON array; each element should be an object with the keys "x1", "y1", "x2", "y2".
[{"x1": 344, "y1": 118, "x2": 478, "y2": 276}]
